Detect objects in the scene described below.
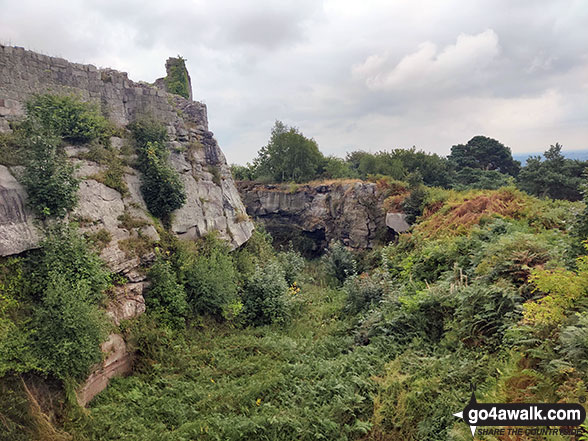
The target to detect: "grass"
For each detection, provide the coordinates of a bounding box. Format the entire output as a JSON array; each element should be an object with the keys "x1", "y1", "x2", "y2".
[
  {"x1": 84, "y1": 229, "x2": 112, "y2": 251},
  {"x1": 118, "y1": 234, "x2": 154, "y2": 258},
  {"x1": 71, "y1": 282, "x2": 395, "y2": 441},
  {"x1": 0, "y1": 132, "x2": 26, "y2": 166},
  {"x1": 80, "y1": 144, "x2": 129, "y2": 197},
  {"x1": 117, "y1": 210, "x2": 149, "y2": 231}
]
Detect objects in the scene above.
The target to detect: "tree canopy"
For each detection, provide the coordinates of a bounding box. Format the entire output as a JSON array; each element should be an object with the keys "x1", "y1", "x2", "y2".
[
  {"x1": 448, "y1": 135, "x2": 521, "y2": 176},
  {"x1": 252, "y1": 121, "x2": 324, "y2": 183},
  {"x1": 517, "y1": 143, "x2": 587, "y2": 201}
]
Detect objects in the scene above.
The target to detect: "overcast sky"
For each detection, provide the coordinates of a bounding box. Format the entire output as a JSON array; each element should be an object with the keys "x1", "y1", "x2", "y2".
[{"x1": 1, "y1": 0, "x2": 587, "y2": 164}]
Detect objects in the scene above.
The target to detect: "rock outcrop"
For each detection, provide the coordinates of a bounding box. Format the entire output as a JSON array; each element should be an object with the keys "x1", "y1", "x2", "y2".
[
  {"x1": 0, "y1": 44, "x2": 254, "y2": 404},
  {"x1": 0, "y1": 164, "x2": 40, "y2": 255},
  {"x1": 238, "y1": 180, "x2": 408, "y2": 254}
]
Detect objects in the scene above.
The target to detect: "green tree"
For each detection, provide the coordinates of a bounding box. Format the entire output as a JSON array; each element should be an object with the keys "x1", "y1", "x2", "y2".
[
  {"x1": 146, "y1": 257, "x2": 188, "y2": 329},
  {"x1": 448, "y1": 136, "x2": 520, "y2": 176},
  {"x1": 402, "y1": 171, "x2": 427, "y2": 224},
  {"x1": 21, "y1": 131, "x2": 79, "y2": 218},
  {"x1": 517, "y1": 143, "x2": 586, "y2": 201},
  {"x1": 129, "y1": 118, "x2": 186, "y2": 221},
  {"x1": 253, "y1": 121, "x2": 324, "y2": 182},
  {"x1": 452, "y1": 167, "x2": 514, "y2": 190}
]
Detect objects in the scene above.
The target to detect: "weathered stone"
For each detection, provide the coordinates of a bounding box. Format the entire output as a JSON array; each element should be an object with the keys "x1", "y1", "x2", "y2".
[
  {"x1": 0, "y1": 165, "x2": 40, "y2": 255},
  {"x1": 106, "y1": 282, "x2": 146, "y2": 326},
  {"x1": 238, "y1": 181, "x2": 395, "y2": 253},
  {"x1": 0, "y1": 44, "x2": 253, "y2": 253},
  {"x1": 0, "y1": 44, "x2": 256, "y2": 402},
  {"x1": 77, "y1": 334, "x2": 133, "y2": 406},
  {"x1": 386, "y1": 212, "x2": 411, "y2": 233}
]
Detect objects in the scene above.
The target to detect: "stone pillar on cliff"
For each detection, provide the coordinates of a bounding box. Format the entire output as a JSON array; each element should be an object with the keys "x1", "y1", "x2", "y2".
[{"x1": 156, "y1": 56, "x2": 193, "y2": 101}]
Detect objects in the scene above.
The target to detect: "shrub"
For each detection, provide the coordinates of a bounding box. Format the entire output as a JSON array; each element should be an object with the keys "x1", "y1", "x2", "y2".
[
  {"x1": 323, "y1": 241, "x2": 356, "y2": 285},
  {"x1": 82, "y1": 143, "x2": 129, "y2": 196},
  {"x1": 25, "y1": 94, "x2": 110, "y2": 144},
  {"x1": 146, "y1": 257, "x2": 188, "y2": 329},
  {"x1": 242, "y1": 262, "x2": 290, "y2": 326},
  {"x1": 1, "y1": 225, "x2": 109, "y2": 381},
  {"x1": 444, "y1": 283, "x2": 522, "y2": 349},
  {"x1": 402, "y1": 172, "x2": 427, "y2": 224},
  {"x1": 32, "y1": 272, "x2": 107, "y2": 380},
  {"x1": 233, "y1": 228, "x2": 276, "y2": 279},
  {"x1": 276, "y1": 246, "x2": 305, "y2": 286},
  {"x1": 208, "y1": 165, "x2": 222, "y2": 186},
  {"x1": 21, "y1": 131, "x2": 79, "y2": 218},
  {"x1": 558, "y1": 313, "x2": 588, "y2": 371},
  {"x1": 344, "y1": 270, "x2": 390, "y2": 315},
  {"x1": 0, "y1": 132, "x2": 26, "y2": 166},
  {"x1": 28, "y1": 223, "x2": 110, "y2": 302},
  {"x1": 129, "y1": 118, "x2": 186, "y2": 221},
  {"x1": 177, "y1": 238, "x2": 240, "y2": 320},
  {"x1": 84, "y1": 228, "x2": 112, "y2": 251}
]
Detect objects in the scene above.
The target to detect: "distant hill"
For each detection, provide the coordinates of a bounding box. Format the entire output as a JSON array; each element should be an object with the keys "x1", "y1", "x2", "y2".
[{"x1": 513, "y1": 149, "x2": 588, "y2": 165}]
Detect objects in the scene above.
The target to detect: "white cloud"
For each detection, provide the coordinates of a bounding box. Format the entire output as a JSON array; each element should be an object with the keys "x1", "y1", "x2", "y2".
[
  {"x1": 0, "y1": 1, "x2": 587, "y2": 164},
  {"x1": 353, "y1": 29, "x2": 500, "y2": 91}
]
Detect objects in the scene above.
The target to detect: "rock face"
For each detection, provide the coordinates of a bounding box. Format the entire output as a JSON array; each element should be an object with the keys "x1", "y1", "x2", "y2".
[
  {"x1": 0, "y1": 44, "x2": 254, "y2": 404},
  {"x1": 0, "y1": 165, "x2": 40, "y2": 255},
  {"x1": 238, "y1": 181, "x2": 405, "y2": 254},
  {"x1": 0, "y1": 44, "x2": 254, "y2": 257},
  {"x1": 77, "y1": 334, "x2": 133, "y2": 407}
]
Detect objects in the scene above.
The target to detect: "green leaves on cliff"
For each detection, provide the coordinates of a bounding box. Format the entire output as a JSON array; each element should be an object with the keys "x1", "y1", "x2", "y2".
[
  {"x1": 164, "y1": 56, "x2": 191, "y2": 100},
  {"x1": 20, "y1": 93, "x2": 114, "y2": 218},
  {"x1": 21, "y1": 131, "x2": 79, "y2": 218},
  {"x1": 0, "y1": 224, "x2": 109, "y2": 381},
  {"x1": 129, "y1": 118, "x2": 186, "y2": 221},
  {"x1": 25, "y1": 94, "x2": 111, "y2": 145}
]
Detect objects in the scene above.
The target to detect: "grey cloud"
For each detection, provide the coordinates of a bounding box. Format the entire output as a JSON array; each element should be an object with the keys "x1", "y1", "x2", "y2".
[{"x1": 0, "y1": 0, "x2": 586, "y2": 165}]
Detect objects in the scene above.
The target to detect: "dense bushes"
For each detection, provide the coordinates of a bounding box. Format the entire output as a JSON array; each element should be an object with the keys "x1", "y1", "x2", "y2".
[
  {"x1": 176, "y1": 237, "x2": 240, "y2": 320},
  {"x1": 31, "y1": 272, "x2": 107, "y2": 380},
  {"x1": 323, "y1": 241, "x2": 356, "y2": 285},
  {"x1": 242, "y1": 262, "x2": 290, "y2": 326},
  {"x1": 21, "y1": 131, "x2": 79, "y2": 218},
  {"x1": 0, "y1": 224, "x2": 109, "y2": 381},
  {"x1": 129, "y1": 118, "x2": 186, "y2": 221},
  {"x1": 142, "y1": 230, "x2": 301, "y2": 328},
  {"x1": 25, "y1": 94, "x2": 111, "y2": 145},
  {"x1": 146, "y1": 257, "x2": 188, "y2": 329},
  {"x1": 18, "y1": 93, "x2": 116, "y2": 218}
]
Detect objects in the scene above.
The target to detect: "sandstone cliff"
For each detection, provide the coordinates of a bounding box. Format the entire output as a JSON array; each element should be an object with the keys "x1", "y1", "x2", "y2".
[
  {"x1": 0, "y1": 45, "x2": 254, "y2": 404},
  {"x1": 237, "y1": 180, "x2": 410, "y2": 255}
]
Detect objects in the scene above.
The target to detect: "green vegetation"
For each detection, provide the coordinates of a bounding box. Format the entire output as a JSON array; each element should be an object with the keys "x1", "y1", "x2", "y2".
[
  {"x1": 0, "y1": 131, "x2": 26, "y2": 166},
  {"x1": 0, "y1": 224, "x2": 109, "y2": 381},
  {"x1": 3, "y1": 95, "x2": 588, "y2": 440},
  {"x1": 234, "y1": 124, "x2": 588, "y2": 203},
  {"x1": 164, "y1": 56, "x2": 191, "y2": 99},
  {"x1": 2, "y1": 181, "x2": 588, "y2": 440},
  {"x1": 21, "y1": 131, "x2": 79, "y2": 218},
  {"x1": 252, "y1": 121, "x2": 324, "y2": 183},
  {"x1": 129, "y1": 118, "x2": 186, "y2": 222},
  {"x1": 25, "y1": 94, "x2": 111, "y2": 145},
  {"x1": 81, "y1": 143, "x2": 130, "y2": 196},
  {"x1": 16, "y1": 93, "x2": 117, "y2": 218},
  {"x1": 518, "y1": 143, "x2": 586, "y2": 201}
]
